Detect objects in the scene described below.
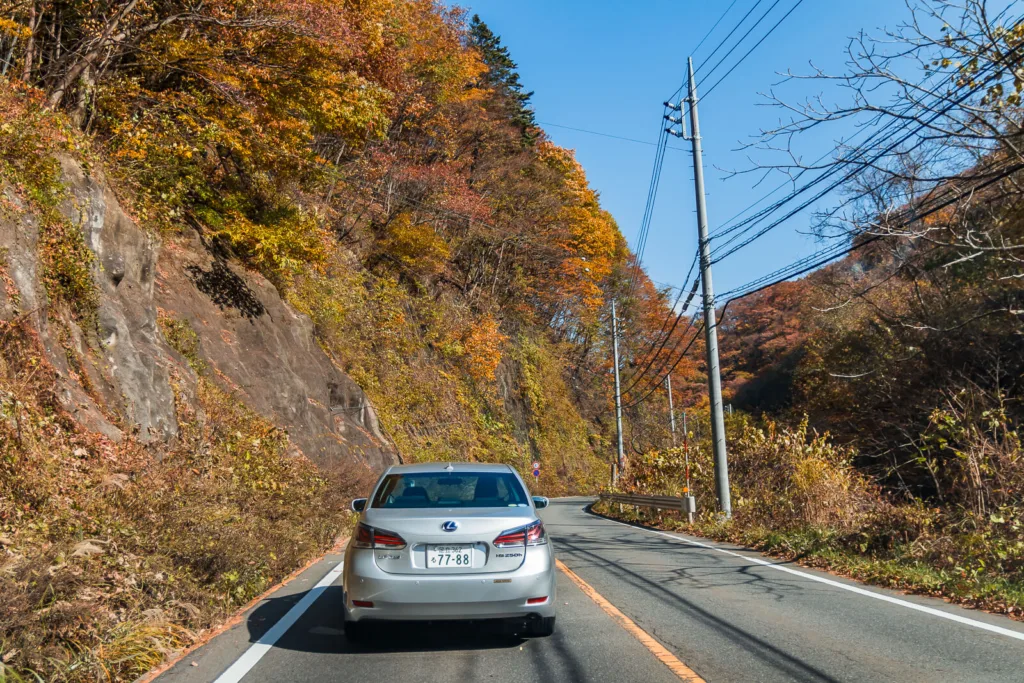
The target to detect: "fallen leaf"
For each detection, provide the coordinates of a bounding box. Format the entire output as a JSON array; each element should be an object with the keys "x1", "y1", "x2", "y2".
[
  {"x1": 100, "y1": 473, "x2": 130, "y2": 491},
  {"x1": 71, "y1": 541, "x2": 105, "y2": 558}
]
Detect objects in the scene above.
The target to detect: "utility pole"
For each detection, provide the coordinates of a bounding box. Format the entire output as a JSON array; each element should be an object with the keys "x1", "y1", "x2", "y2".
[
  {"x1": 666, "y1": 374, "x2": 677, "y2": 448},
  {"x1": 667, "y1": 57, "x2": 731, "y2": 517},
  {"x1": 611, "y1": 299, "x2": 625, "y2": 483}
]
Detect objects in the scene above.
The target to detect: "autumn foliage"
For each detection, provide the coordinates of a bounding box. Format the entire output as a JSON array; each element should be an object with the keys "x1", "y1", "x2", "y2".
[{"x1": 0, "y1": 1, "x2": 676, "y2": 678}]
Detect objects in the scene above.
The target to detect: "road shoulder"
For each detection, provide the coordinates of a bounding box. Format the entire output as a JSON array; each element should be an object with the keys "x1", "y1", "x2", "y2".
[{"x1": 151, "y1": 550, "x2": 347, "y2": 683}]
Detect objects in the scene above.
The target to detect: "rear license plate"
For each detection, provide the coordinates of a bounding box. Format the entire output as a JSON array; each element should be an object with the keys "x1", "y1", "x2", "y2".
[{"x1": 427, "y1": 544, "x2": 475, "y2": 568}]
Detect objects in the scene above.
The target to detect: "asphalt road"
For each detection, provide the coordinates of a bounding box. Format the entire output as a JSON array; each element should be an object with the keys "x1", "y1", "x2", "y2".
[{"x1": 158, "y1": 498, "x2": 1024, "y2": 683}]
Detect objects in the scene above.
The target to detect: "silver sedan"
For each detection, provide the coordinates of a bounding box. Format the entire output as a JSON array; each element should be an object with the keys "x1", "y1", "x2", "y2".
[{"x1": 342, "y1": 462, "x2": 556, "y2": 640}]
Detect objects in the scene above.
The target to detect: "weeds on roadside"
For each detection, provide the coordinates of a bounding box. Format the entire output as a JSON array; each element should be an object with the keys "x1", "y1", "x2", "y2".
[
  {"x1": 600, "y1": 414, "x2": 1024, "y2": 619},
  {"x1": 0, "y1": 318, "x2": 374, "y2": 681}
]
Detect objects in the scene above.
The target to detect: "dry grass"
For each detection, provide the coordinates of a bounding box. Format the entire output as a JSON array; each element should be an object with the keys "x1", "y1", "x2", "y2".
[
  {"x1": 0, "y1": 318, "x2": 374, "y2": 681},
  {"x1": 601, "y1": 414, "x2": 1024, "y2": 619}
]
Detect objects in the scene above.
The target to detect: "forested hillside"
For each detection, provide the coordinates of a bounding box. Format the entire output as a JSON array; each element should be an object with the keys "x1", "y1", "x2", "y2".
[{"x1": 0, "y1": 2, "x2": 687, "y2": 678}]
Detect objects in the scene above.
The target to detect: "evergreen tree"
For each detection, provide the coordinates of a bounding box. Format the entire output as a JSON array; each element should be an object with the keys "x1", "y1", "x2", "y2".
[{"x1": 468, "y1": 14, "x2": 537, "y2": 144}]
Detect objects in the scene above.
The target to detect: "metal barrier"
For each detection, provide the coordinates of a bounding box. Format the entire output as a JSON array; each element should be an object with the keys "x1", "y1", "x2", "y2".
[{"x1": 599, "y1": 492, "x2": 694, "y2": 515}]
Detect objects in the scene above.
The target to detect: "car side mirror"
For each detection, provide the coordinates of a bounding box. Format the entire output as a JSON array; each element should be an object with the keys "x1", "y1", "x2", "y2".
[
  {"x1": 532, "y1": 496, "x2": 549, "y2": 510},
  {"x1": 351, "y1": 498, "x2": 367, "y2": 513}
]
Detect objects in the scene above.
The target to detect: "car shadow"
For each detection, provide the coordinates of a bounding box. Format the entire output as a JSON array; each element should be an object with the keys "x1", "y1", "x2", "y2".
[{"x1": 247, "y1": 586, "x2": 528, "y2": 654}]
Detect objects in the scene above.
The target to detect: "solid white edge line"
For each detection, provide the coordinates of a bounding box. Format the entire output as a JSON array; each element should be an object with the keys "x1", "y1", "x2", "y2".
[
  {"x1": 213, "y1": 560, "x2": 346, "y2": 683},
  {"x1": 599, "y1": 515, "x2": 1024, "y2": 643}
]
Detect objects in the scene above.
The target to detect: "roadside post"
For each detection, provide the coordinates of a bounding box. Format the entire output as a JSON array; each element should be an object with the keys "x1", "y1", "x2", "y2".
[{"x1": 683, "y1": 410, "x2": 695, "y2": 523}]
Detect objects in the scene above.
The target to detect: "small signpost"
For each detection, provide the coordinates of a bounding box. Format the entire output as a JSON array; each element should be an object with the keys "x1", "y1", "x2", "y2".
[{"x1": 532, "y1": 461, "x2": 540, "y2": 478}]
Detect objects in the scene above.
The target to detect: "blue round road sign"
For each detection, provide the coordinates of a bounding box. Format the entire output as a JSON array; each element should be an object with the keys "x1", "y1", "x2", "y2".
[{"x1": 532, "y1": 468, "x2": 540, "y2": 477}]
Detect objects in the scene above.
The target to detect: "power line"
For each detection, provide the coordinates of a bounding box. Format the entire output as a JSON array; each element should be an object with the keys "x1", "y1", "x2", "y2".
[
  {"x1": 537, "y1": 121, "x2": 686, "y2": 149},
  {"x1": 695, "y1": 0, "x2": 785, "y2": 88},
  {"x1": 694, "y1": 0, "x2": 768, "y2": 77},
  {"x1": 707, "y1": 108, "x2": 895, "y2": 242},
  {"x1": 618, "y1": 260, "x2": 701, "y2": 398},
  {"x1": 625, "y1": 117, "x2": 671, "y2": 300},
  {"x1": 703, "y1": 15, "x2": 1018, "y2": 252},
  {"x1": 693, "y1": 0, "x2": 742, "y2": 57},
  {"x1": 621, "y1": 18, "x2": 1024, "y2": 413},
  {"x1": 707, "y1": 46, "x2": 1018, "y2": 265},
  {"x1": 667, "y1": 0, "x2": 744, "y2": 101},
  {"x1": 622, "y1": 320, "x2": 705, "y2": 409},
  {"x1": 703, "y1": 46, "x2": 971, "y2": 245},
  {"x1": 699, "y1": 0, "x2": 805, "y2": 99},
  {"x1": 625, "y1": 158, "x2": 1024, "y2": 409},
  {"x1": 619, "y1": 69, "x2": 1021, "y2": 404},
  {"x1": 719, "y1": 159, "x2": 1024, "y2": 303}
]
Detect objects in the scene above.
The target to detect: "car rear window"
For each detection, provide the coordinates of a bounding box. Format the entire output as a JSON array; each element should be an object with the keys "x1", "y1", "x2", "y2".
[{"x1": 370, "y1": 472, "x2": 529, "y2": 508}]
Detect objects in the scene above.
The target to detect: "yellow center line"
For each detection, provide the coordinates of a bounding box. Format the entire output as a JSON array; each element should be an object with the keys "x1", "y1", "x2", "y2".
[{"x1": 556, "y1": 559, "x2": 706, "y2": 683}]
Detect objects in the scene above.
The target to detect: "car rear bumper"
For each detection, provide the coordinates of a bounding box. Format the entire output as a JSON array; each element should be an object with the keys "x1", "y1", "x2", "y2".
[{"x1": 343, "y1": 545, "x2": 557, "y2": 622}]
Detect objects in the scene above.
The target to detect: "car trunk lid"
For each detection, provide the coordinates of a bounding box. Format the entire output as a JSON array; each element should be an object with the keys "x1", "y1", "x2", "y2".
[{"x1": 362, "y1": 507, "x2": 536, "y2": 575}]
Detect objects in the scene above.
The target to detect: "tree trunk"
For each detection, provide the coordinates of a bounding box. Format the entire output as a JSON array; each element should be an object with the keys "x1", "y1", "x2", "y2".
[
  {"x1": 71, "y1": 63, "x2": 94, "y2": 128},
  {"x1": 21, "y1": 2, "x2": 36, "y2": 83}
]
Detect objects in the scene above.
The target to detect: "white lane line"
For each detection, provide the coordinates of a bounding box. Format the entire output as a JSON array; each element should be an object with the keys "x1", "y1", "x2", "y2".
[
  {"x1": 599, "y1": 516, "x2": 1024, "y2": 643},
  {"x1": 213, "y1": 561, "x2": 345, "y2": 683}
]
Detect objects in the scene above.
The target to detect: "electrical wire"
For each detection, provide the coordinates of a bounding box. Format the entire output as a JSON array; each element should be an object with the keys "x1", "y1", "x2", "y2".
[
  {"x1": 625, "y1": 117, "x2": 671, "y2": 300},
  {"x1": 618, "y1": 263, "x2": 702, "y2": 398},
  {"x1": 667, "y1": 0, "x2": 744, "y2": 101},
  {"x1": 703, "y1": 13, "x2": 1018, "y2": 250},
  {"x1": 694, "y1": 0, "x2": 768, "y2": 77},
  {"x1": 695, "y1": 0, "x2": 785, "y2": 87},
  {"x1": 699, "y1": 0, "x2": 805, "y2": 100},
  {"x1": 693, "y1": 0, "x2": 742, "y2": 57},
  {"x1": 624, "y1": 156, "x2": 1024, "y2": 409},
  {"x1": 622, "y1": 320, "x2": 705, "y2": 409},
  {"x1": 536, "y1": 121, "x2": 686, "y2": 149},
  {"x1": 627, "y1": 252, "x2": 700, "y2": 371},
  {"x1": 621, "y1": 16, "x2": 1023, "y2": 409},
  {"x1": 707, "y1": 46, "x2": 1019, "y2": 265},
  {"x1": 719, "y1": 159, "x2": 1024, "y2": 303}
]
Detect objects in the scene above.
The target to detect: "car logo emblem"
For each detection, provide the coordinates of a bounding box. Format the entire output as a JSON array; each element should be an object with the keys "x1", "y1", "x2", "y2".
[{"x1": 441, "y1": 521, "x2": 458, "y2": 532}]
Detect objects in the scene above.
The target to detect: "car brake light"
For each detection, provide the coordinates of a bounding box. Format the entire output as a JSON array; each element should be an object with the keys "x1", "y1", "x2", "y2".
[
  {"x1": 527, "y1": 597, "x2": 548, "y2": 605},
  {"x1": 493, "y1": 520, "x2": 547, "y2": 548},
  {"x1": 353, "y1": 522, "x2": 407, "y2": 549},
  {"x1": 352, "y1": 600, "x2": 374, "y2": 608}
]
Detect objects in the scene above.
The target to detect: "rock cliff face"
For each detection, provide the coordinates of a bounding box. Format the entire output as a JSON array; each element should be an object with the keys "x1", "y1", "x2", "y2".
[{"x1": 0, "y1": 157, "x2": 398, "y2": 471}]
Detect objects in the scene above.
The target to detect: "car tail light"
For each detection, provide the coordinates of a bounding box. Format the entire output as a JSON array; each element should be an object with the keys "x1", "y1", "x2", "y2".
[
  {"x1": 493, "y1": 520, "x2": 547, "y2": 548},
  {"x1": 353, "y1": 523, "x2": 407, "y2": 549},
  {"x1": 527, "y1": 597, "x2": 548, "y2": 605},
  {"x1": 352, "y1": 600, "x2": 375, "y2": 608}
]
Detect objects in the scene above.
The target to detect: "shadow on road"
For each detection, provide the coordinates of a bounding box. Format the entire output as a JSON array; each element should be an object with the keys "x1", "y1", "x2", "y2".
[
  {"x1": 547, "y1": 500, "x2": 843, "y2": 683},
  {"x1": 246, "y1": 586, "x2": 527, "y2": 654}
]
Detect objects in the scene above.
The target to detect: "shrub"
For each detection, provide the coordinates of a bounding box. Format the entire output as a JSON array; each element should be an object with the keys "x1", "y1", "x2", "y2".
[{"x1": 727, "y1": 417, "x2": 872, "y2": 530}]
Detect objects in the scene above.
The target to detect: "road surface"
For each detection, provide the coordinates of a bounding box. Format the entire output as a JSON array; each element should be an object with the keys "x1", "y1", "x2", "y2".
[{"x1": 157, "y1": 497, "x2": 1024, "y2": 683}]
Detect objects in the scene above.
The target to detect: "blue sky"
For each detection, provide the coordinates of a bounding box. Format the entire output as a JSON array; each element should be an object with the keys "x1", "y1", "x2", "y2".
[{"x1": 453, "y1": 0, "x2": 922, "y2": 296}]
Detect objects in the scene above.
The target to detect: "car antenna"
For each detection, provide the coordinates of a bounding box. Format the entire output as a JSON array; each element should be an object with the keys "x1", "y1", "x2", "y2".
[{"x1": 444, "y1": 463, "x2": 454, "y2": 473}]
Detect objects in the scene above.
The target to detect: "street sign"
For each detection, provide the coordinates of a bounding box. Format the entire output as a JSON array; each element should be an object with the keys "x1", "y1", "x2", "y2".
[
  {"x1": 532, "y1": 469, "x2": 540, "y2": 478},
  {"x1": 532, "y1": 461, "x2": 540, "y2": 469}
]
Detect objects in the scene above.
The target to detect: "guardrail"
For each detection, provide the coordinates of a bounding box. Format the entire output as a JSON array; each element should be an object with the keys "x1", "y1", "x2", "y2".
[{"x1": 599, "y1": 492, "x2": 693, "y2": 514}]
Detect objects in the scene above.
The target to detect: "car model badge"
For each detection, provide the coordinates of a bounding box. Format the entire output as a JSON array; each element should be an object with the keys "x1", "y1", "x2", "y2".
[{"x1": 441, "y1": 521, "x2": 459, "y2": 532}]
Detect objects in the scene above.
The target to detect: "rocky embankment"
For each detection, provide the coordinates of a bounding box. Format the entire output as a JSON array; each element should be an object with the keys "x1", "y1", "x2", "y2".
[{"x1": 1, "y1": 156, "x2": 398, "y2": 471}]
